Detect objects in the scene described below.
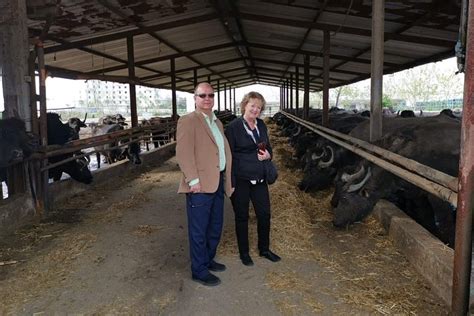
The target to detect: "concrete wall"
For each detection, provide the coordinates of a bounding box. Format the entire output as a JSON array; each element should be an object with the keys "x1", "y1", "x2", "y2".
[
  {"x1": 0, "y1": 142, "x2": 176, "y2": 235},
  {"x1": 373, "y1": 200, "x2": 457, "y2": 309}
]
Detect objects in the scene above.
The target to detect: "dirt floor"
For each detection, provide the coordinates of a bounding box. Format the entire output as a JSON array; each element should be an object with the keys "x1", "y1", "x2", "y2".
[{"x1": 0, "y1": 121, "x2": 449, "y2": 315}]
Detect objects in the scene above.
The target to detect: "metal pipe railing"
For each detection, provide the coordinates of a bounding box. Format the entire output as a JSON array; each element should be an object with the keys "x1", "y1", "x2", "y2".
[{"x1": 281, "y1": 111, "x2": 458, "y2": 206}]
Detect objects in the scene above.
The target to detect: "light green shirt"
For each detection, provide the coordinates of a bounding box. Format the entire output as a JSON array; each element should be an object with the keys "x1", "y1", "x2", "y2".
[{"x1": 189, "y1": 111, "x2": 226, "y2": 186}]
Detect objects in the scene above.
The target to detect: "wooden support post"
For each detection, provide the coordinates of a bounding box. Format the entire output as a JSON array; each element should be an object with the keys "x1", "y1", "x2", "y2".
[
  {"x1": 193, "y1": 69, "x2": 198, "y2": 88},
  {"x1": 127, "y1": 36, "x2": 138, "y2": 127},
  {"x1": 323, "y1": 30, "x2": 330, "y2": 127},
  {"x1": 290, "y1": 73, "x2": 293, "y2": 110},
  {"x1": 170, "y1": 58, "x2": 177, "y2": 121},
  {"x1": 295, "y1": 66, "x2": 299, "y2": 116},
  {"x1": 0, "y1": 0, "x2": 31, "y2": 126},
  {"x1": 370, "y1": 0, "x2": 384, "y2": 142},
  {"x1": 28, "y1": 51, "x2": 39, "y2": 135},
  {"x1": 224, "y1": 83, "x2": 227, "y2": 111},
  {"x1": 217, "y1": 80, "x2": 221, "y2": 112},
  {"x1": 233, "y1": 88, "x2": 236, "y2": 114},
  {"x1": 303, "y1": 55, "x2": 310, "y2": 120},
  {"x1": 229, "y1": 87, "x2": 232, "y2": 111},
  {"x1": 36, "y1": 42, "x2": 48, "y2": 214},
  {"x1": 207, "y1": 75, "x2": 211, "y2": 83}
]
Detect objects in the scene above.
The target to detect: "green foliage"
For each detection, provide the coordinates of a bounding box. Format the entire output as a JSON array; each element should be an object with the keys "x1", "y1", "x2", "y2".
[{"x1": 382, "y1": 94, "x2": 392, "y2": 108}]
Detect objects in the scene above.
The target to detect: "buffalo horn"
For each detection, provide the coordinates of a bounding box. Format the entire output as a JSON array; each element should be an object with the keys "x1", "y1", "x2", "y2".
[
  {"x1": 292, "y1": 125, "x2": 301, "y2": 137},
  {"x1": 318, "y1": 146, "x2": 334, "y2": 168},
  {"x1": 341, "y1": 165, "x2": 365, "y2": 183},
  {"x1": 347, "y1": 167, "x2": 372, "y2": 193},
  {"x1": 83, "y1": 112, "x2": 88, "y2": 124},
  {"x1": 311, "y1": 149, "x2": 325, "y2": 160}
]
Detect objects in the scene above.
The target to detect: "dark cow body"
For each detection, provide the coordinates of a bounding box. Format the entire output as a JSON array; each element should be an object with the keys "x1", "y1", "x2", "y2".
[
  {"x1": 0, "y1": 118, "x2": 38, "y2": 186},
  {"x1": 141, "y1": 116, "x2": 176, "y2": 149},
  {"x1": 45, "y1": 113, "x2": 93, "y2": 184},
  {"x1": 332, "y1": 118, "x2": 460, "y2": 246},
  {"x1": 0, "y1": 118, "x2": 37, "y2": 167},
  {"x1": 99, "y1": 114, "x2": 128, "y2": 126},
  {"x1": 92, "y1": 123, "x2": 141, "y2": 168}
]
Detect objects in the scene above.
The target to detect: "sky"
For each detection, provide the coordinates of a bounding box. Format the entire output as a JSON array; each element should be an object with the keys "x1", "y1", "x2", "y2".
[{"x1": 0, "y1": 57, "x2": 463, "y2": 113}]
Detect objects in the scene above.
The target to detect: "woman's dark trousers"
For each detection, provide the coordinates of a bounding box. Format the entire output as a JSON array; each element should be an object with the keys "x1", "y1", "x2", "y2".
[{"x1": 231, "y1": 178, "x2": 271, "y2": 255}]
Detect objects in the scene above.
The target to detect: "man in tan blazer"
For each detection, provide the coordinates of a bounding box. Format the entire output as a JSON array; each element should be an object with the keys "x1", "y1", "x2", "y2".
[{"x1": 176, "y1": 82, "x2": 233, "y2": 286}]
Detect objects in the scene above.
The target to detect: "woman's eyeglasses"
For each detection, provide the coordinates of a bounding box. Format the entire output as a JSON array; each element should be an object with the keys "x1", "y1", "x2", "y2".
[{"x1": 196, "y1": 93, "x2": 215, "y2": 99}]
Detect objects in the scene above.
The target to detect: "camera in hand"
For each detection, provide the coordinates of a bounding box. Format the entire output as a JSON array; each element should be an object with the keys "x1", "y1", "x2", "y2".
[{"x1": 257, "y1": 142, "x2": 266, "y2": 153}]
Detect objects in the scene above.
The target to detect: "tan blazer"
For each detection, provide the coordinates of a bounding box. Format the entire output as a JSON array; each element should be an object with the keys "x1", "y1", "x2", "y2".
[{"x1": 176, "y1": 111, "x2": 233, "y2": 196}]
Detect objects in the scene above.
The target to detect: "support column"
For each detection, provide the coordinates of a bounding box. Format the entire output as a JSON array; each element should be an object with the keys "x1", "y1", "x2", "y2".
[
  {"x1": 193, "y1": 69, "x2": 197, "y2": 88},
  {"x1": 171, "y1": 58, "x2": 177, "y2": 121},
  {"x1": 229, "y1": 86, "x2": 232, "y2": 112},
  {"x1": 0, "y1": 0, "x2": 31, "y2": 125},
  {"x1": 303, "y1": 55, "x2": 310, "y2": 120},
  {"x1": 224, "y1": 83, "x2": 227, "y2": 111},
  {"x1": 452, "y1": 1, "x2": 474, "y2": 314},
  {"x1": 233, "y1": 88, "x2": 236, "y2": 114},
  {"x1": 295, "y1": 66, "x2": 299, "y2": 116},
  {"x1": 370, "y1": 0, "x2": 384, "y2": 142},
  {"x1": 290, "y1": 73, "x2": 293, "y2": 110},
  {"x1": 217, "y1": 79, "x2": 221, "y2": 112},
  {"x1": 127, "y1": 36, "x2": 138, "y2": 127},
  {"x1": 323, "y1": 30, "x2": 330, "y2": 127}
]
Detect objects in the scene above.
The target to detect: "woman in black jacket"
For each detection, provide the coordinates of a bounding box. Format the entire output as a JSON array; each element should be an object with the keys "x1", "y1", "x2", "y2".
[{"x1": 225, "y1": 91, "x2": 281, "y2": 266}]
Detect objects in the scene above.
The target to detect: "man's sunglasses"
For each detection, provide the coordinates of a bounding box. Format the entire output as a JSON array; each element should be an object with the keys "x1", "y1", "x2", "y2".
[{"x1": 196, "y1": 93, "x2": 215, "y2": 99}]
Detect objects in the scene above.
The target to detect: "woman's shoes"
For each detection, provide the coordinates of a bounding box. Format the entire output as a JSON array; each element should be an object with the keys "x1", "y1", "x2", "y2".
[
  {"x1": 240, "y1": 254, "x2": 254, "y2": 266},
  {"x1": 259, "y1": 250, "x2": 281, "y2": 262}
]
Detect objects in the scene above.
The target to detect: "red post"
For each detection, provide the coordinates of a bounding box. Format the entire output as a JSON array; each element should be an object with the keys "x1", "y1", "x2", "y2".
[{"x1": 452, "y1": 1, "x2": 474, "y2": 314}]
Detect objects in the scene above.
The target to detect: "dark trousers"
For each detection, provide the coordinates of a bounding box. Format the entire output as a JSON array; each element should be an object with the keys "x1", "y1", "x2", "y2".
[
  {"x1": 231, "y1": 178, "x2": 271, "y2": 255},
  {"x1": 186, "y1": 174, "x2": 224, "y2": 278}
]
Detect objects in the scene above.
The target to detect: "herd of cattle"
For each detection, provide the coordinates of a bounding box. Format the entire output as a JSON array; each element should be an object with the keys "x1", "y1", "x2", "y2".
[
  {"x1": 0, "y1": 109, "x2": 236, "y2": 190},
  {"x1": 273, "y1": 107, "x2": 461, "y2": 247},
  {"x1": 0, "y1": 113, "x2": 177, "y2": 189}
]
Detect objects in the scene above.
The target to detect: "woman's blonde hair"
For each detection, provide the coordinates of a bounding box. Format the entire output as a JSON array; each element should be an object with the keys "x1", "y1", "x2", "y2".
[{"x1": 240, "y1": 91, "x2": 266, "y2": 115}]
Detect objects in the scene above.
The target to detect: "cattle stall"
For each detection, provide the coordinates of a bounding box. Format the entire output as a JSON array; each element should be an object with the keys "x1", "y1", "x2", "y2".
[{"x1": 273, "y1": 108, "x2": 469, "y2": 308}]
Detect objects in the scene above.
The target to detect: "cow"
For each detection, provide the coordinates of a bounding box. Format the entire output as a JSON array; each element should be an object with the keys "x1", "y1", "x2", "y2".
[
  {"x1": 67, "y1": 113, "x2": 88, "y2": 140},
  {"x1": 331, "y1": 117, "x2": 460, "y2": 247},
  {"x1": 0, "y1": 117, "x2": 38, "y2": 186},
  {"x1": 439, "y1": 108, "x2": 462, "y2": 120},
  {"x1": 92, "y1": 123, "x2": 141, "y2": 168},
  {"x1": 0, "y1": 117, "x2": 37, "y2": 168},
  {"x1": 45, "y1": 113, "x2": 93, "y2": 184},
  {"x1": 141, "y1": 116, "x2": 177, "y2": 149},
  {"x1": 99, "y1": 113, "x2": 128, "y2": 126}
]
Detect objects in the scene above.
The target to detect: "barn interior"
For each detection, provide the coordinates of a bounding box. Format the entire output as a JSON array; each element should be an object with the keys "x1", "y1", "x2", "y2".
[{"x1": 0, "y1": 0, "x2": 473, "y2": 314}]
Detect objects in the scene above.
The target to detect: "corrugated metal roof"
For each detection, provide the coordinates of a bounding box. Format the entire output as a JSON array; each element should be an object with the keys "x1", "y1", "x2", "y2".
[{"x1": 27, "y1": 0, "x2": 462, "y2": 92}]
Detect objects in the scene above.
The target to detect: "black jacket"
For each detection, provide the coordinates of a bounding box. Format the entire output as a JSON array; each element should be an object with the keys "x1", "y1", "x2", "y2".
[{"x1": 225, "y1": 117, "x2": 273, "y2": 186}]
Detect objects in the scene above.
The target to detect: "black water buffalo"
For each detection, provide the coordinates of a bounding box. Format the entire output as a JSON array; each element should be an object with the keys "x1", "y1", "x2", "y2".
[
  {"x1": 332, "y1": 117, "x2": 460, "y2": 246},
  {"x1": 0, "y1": 117, "x2": 37, "y2": 167},
  {"x1": 92, "y1": 123, "x2": 141, "y2": 168},
  {"x1": 99, "y1": 113, "x2": 128, "y2": 126},
  {"x1": 45, "y1": 113, "x2": 92, "y2": 184},
  {"x1": 67, "y1": 113, "x2": 88, "y2": 140},
  {"x1": 141, "y1": 116, "x2": 177, "y2": 149},
  {"x1": 294, "y1": 113, "x2": 368, "y2": 192},
  {"x1": 0, "y1": 117, "x2": 38, "y2": 184}
]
